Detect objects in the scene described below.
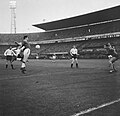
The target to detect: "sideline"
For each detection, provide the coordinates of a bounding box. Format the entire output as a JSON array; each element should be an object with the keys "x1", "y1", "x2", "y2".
[{"x1": 71, "y1": 98, "x2": 120, "y2": 116}]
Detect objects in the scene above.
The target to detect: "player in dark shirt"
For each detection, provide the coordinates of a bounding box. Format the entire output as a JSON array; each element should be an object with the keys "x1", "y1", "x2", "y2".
[
  {"x1": 104, "y1": 43, "x2": 119, "y2": 72},
  {"x1": 20, "y1": 35, "x2": 31, "y2": 74}
]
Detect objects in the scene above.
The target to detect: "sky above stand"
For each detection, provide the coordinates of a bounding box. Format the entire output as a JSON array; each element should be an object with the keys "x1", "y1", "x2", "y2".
[{"x1": 0, "y1": 0, "x2": 120, "y2": 33}]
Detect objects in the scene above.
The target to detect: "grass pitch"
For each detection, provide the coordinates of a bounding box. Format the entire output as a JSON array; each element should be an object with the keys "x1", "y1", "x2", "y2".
[{"x1": 0, "y1": 59, "x2": 120, "y2": 116}]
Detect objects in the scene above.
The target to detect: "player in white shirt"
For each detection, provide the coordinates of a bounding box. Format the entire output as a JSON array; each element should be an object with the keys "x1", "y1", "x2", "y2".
[
  {"x1": 11, "y1": 45, "x2": 22, "y2": 62},
  {"x1": 4, "y1": 46, "x2": 16, "y2": 69},
  {"x1": 70, "y1": 45, "x2": 79, "y2": 68}
]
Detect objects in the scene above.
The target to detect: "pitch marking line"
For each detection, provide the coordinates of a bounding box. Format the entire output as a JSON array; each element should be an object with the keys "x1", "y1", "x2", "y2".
[{"x1": 72, "y1": 98, "x2": 120, "y2": 116}]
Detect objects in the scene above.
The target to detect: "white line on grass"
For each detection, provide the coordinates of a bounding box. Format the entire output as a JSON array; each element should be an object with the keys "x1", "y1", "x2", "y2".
[{"x1": 72, "y1": 98, "x2": 120, "y2": 116}]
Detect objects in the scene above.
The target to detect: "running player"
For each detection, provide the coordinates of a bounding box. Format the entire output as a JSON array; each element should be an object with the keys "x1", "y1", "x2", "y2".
[
  {"x1": 4, "y1": 46, "x2": 16, "y2": 69},
  {"x1": 70, "y1": 45, "x2": 79, "y2": 68},
  {"x1": 104, "y1": 43, "x2": 119, "y2": 72},
  {"x1": 20, "y1": 35, "x2": 31, "y2": 74},
  {"x1": 11, "y1": 45, "x2": 22, "y2": 62}
]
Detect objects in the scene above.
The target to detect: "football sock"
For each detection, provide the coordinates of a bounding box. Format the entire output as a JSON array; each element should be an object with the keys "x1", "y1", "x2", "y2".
[
  {"x1": 76, "y1": 63, "x2": 78, "y2": 68},
  {"x1": 21, "y1": 67, "x2": 26, "y2": 74},
  {"x1": 6, "y1": 64, "x2": 8, "y2": 68},
  {"x1": 71, "y1": 63, "x2": 73, "y2": 68},
  {"x1": 11, "y1": 64, "x2": 14, "y2": 69}
]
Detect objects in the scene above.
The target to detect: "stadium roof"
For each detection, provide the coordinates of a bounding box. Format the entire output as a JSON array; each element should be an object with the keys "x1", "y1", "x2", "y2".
[{"x1": 33, "y1": 5, "x2": 120, "y2": 31}]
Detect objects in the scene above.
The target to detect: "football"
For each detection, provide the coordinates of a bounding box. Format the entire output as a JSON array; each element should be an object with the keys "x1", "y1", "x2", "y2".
[
  {"x1": 108, "y1": 55, "x2": 112, "y2": 58},
  {"x1": 35, "y1": 44, "x2": 40, "y2": 49}
]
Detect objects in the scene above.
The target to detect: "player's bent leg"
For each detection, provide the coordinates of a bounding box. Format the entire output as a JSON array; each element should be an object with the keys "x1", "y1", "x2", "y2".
[
  {"x1": 109, "y1": 58, "x2": 114, "y2": 72},
  {"x1": 21, "y1": 60, "x2": 26, "y2": 74},
  {"x1": 109, "y1": 57, "x2": 118, "y2": 72},
  {"x1": 111, "y1": 57, "x2": 118, "y2": 71},
  {"x1": 23, "y1": 48, "x2": 30, "y2": 62},
  {"x1": 21, "y1": 49, "x2": 30, "y2": 74},
  {"x1": 112, "y1": 57, "x2": 118, "y2": 63}
]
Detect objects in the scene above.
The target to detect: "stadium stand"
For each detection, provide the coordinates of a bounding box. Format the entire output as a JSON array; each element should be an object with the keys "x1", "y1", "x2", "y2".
[
  {"x1": 0, "y1": 5, "x2": 120, "y2": 59},
  {"x1": 0, "y1": 19, "x2": 120, "y2": 43}
]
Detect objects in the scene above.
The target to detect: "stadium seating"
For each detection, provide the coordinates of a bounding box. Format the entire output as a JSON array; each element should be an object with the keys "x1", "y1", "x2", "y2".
[
  {"x1": 0, "y1": 20, "x2": 120, "y2": 59},
  {"x1": 0, "y1": 20, "x2": 120, "y2": 43}
]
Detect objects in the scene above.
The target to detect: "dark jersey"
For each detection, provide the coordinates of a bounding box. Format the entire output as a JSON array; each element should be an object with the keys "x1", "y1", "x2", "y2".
[
  {"x1": 106, "y1": 48, "x2": 118, "y2": 58},
  {"x1": 21, "y1": 41, "x2": 30, "y2": 50}
]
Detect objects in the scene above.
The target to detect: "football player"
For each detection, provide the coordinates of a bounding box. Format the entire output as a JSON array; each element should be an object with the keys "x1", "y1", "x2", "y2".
[
  {"x1": 70, "y1": 45, "x2": 79, "y2": 68},
  {"x1": 20, "y1": 35, "x2": 31, "y2": 74},
  {"x1": 104, "y1": 43, "x2": 119, "y2": 72},
  {"x1": 4, "y1": 46, "x2": 16, "y2": 69}
]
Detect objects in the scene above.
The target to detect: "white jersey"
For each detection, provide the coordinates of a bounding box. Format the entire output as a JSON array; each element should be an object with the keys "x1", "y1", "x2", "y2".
[
  {"x1": 12, "y1": 47, "x2": 21, "y2": 56},
  {"x1": 70, "y1": 48, "x2": 78, "y2": 55},
  {"x1": 4, "y1": 49, "x2": 15, "y2": 56}
]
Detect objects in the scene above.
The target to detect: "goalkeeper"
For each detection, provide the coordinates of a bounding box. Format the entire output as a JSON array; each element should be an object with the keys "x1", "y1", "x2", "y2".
[{"x1": 104, "y1": 43, "x2": 119, "y2": 72}]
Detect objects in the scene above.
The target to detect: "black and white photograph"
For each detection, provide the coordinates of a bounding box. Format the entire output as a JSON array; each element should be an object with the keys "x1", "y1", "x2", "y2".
[{"x1": 0, "y1": 0, "x2": 120, "y2": 116}]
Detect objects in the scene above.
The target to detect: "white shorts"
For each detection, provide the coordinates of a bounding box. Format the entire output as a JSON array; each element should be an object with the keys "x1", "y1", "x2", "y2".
[{"x1": 23, "y1": 48, "x2": 30, "y2": 62}]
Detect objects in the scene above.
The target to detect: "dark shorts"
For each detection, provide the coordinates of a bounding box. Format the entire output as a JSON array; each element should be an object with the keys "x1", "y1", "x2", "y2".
[
  {"x1": 6, "y1": 55, "x2": 12, "y2": 61},
  {"x1": 112, "y1": 54, "x2": 119, "y2": 60},
  {"x1": 11, "y1": 55, "x2": 17, "y2": 62},
  {"x1": 18, "y1": 52, "x2": 24, "y2": 58},
  {"x1": 111, "y1": 57, "x2": 118, "y2": 63},
  {"x1": 115, "y1": 55, "x2": 119, "y2": 60},
  {"x1": 71, "y1": 54, "x2": 77, "y2": 59},
  {"x1": 109, "y1": 54, "x2": 119, "y2": 63}
]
